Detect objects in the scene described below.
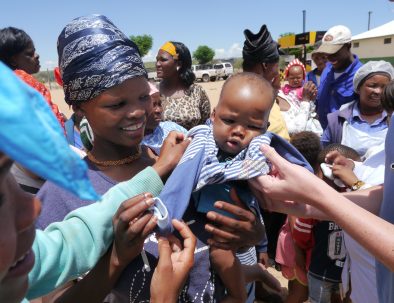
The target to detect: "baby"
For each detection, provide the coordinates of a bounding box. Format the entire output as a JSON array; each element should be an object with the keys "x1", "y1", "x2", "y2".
[
  {"x1": 278, "y1": 59, "x2": 322, "y2": 135},
  {"x1": 282, "y1": 58, "x2": 306, "y2": 101},
  {"x1": 154, "y1": 72, "x2": 289, "y2": 302}
]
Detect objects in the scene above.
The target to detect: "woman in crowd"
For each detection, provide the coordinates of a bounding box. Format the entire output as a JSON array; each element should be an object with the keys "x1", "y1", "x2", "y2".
[
  {"x1": 35, "y1": 15, "x2": 264, "y2": 302},
  {"x1": 321, "y1": 60, "x2": 394, "y2": 157},
  {"x1": 0, "y1": 59, "x2": 196, "y2": 303},
  {"x1": 0, "y1": 27, "x2": 66, "y2": 194},
  {"x1": 156, "y1": 41, "x2": 211, "y2": 130}
]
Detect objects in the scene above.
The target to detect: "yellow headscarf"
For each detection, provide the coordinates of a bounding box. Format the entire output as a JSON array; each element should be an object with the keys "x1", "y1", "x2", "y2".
[{"x1": 160, "y1": 41, "x2": 179, "y2": 59}]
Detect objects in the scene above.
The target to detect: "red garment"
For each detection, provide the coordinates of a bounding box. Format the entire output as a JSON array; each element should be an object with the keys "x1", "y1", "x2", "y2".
[
  {"x1": 292, "y1": 217, "x2": 315, "y2": 270},
  {"x1": 14, "y1": 70, "x2": 65, "y2": 131}
]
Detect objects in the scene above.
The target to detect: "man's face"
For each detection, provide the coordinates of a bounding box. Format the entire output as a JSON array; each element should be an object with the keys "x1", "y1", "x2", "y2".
[{"x1": 326, "y1": 44, "x2": 351, "y2": 71}]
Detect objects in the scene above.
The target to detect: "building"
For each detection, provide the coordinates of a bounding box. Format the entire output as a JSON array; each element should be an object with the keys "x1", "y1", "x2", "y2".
[{"x1": 351, "y1": 20, "x2": 394, "y2": 64}]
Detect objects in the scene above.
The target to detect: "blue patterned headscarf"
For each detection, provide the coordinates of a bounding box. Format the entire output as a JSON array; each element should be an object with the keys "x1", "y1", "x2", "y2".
[
  {"x1": 0, "y1": 62, "x2": 98, "y2": 201},
  {"x1": 57, "y1": 14, "x2": 147, "y2": 105}
]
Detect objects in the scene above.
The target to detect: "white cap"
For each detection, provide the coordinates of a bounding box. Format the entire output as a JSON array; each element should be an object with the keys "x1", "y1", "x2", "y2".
[
  {"x1": 317, "y1": 25, "x2": 352, "y2": 54},
  {"x1": 353, "y1": 60, "x2": 394, "y2": 91}
]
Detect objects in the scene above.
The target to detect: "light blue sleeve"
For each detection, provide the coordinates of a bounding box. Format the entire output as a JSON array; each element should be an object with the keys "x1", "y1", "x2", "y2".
[
  {"x1": 321, "y1": 126, "x2": 332, "y2": 147},
  {"x1": 27, "y1": 167, "x2": 163, "y2": 299}
]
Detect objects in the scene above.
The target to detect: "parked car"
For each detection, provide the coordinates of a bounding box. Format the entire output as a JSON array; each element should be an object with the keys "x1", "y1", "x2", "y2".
[
  {"x1": 147, "y1": 71, "x2": 159, "y2": 81},
  {"x1": 192, "y1": 64, "x2": 219, "y2": 82},
  {"x1": 214, "y1": 62, "x2": 234, "y2": 80}
]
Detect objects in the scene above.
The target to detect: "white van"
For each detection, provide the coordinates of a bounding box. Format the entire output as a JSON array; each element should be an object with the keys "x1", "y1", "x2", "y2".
[{"x1": 214, "y1": 62, "x2": 233, "y2": 80}]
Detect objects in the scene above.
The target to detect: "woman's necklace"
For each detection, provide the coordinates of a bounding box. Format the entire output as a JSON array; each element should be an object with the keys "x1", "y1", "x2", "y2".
[{"x1": 87, "y1": 146, "x2": 142, "y2": 167}]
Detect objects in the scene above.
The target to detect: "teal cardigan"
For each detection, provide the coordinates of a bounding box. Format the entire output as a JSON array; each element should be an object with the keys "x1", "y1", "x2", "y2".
[{"x1": 26, "y1": 167, "x2": 163, "y2": 300}]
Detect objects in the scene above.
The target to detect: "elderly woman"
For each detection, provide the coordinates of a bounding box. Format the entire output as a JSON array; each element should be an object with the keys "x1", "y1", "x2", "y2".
[
  {"x1": 156, "y1": 41, "x2": 211, "y2": 130},
  {"x1": 321, "y1": 61, "x2": 394, "y2": 157}
]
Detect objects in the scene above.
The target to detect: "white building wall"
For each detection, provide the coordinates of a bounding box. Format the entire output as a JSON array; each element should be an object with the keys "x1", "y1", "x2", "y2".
[{"x1": 352, "y1": 35, "x2": 394, "y2": 58}]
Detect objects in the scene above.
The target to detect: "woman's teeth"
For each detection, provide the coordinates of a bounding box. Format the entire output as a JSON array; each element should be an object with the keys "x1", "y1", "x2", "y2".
[{"x1": 122, "y1": 122, "x2": 144, "y2": 131}]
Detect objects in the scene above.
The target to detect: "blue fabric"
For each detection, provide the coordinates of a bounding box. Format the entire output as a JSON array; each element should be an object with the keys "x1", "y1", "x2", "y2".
[
  {"x1": 0, "y1": 62, "x2": 98, "y2": 200},
  {"x1": 350, "y1": 103, "x2": 388, "y2": 131},
  {"x1": 321, "y1": 101, "x2": 389, "y2": 147},
  {"x1": 142, "y1": 121, "x2": 187, "y2": 155},
  {"x1": 157, "y1": 125, "x2": 312, "y2": 234},
  {"x1": 307, "y1": 68, "x2": 319, "y2": 87},
  {"x1": 65, "y1": 115, "x2": 83, "y2": 149},
  {"x1": 316, "y1": 55, "x2": 363, "y2": 129},
  {"x1": 376, "y1": 115, "x2": 394, "y2": 303},
  {"x1": 58, "y1": 14, "x2": 147, "y2": 105}
]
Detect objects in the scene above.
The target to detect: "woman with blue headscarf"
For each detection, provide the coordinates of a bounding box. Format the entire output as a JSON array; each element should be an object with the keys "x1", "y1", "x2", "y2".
[{"x1": 0, "y1": 57, "x2": 196, "y2": 303}]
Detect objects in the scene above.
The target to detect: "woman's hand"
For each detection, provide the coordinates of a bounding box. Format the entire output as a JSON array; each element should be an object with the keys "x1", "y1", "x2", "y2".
[
  {"x1": 111, "y1": 193, "x2": 157, "y2": 269},
  {"x1": 302, "y1": 81, "x2": 318, "y2": 101},
  {"x1": 205, "y1": 201, "x2": 264, "y2": 250},
  {"x1": 150, "y1": 219, "x2": 196, "y2": 303},
  {"x1": 153, "y1": 131, "x2": 191, "y2": 179},
  {"x1": 249, "y1": 144, "x2": 331, "y2": 208}
]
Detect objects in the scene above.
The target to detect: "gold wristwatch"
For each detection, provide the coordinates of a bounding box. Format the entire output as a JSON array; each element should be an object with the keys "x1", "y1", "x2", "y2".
[{"x1": 351, "y1": 180, "x2": 365, "y2": 191}]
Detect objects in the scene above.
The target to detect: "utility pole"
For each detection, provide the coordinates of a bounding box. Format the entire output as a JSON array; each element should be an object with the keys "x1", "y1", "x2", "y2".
[
  {"x1": 302, "y1": 10, "x2": 307, "y2": 64},
  {"x1": 368, "y1": 11, "x2": 372, "y2": 30}
]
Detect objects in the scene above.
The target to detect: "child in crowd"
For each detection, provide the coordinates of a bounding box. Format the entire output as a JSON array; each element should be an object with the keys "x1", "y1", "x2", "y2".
[
  {"x1": 293, "y1": 144, "x2": 360, "y2": 303},
  {"x1": 142, "y1": 82, "x2": 187, "y2": 155},
  {"x1": 277, "y1": 59, "x2": 322, "y2": 136},
  {"x1": 156, "y1": 72, "x2": 310, "y2": 302},
  {"x1": 276, "y1": 131, "x2": 322, "y2": 303}
]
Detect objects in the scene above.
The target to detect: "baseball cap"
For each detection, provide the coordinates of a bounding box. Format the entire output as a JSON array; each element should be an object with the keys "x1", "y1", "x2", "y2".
[{"x1": 317, "y1": 25, "x2": 352, "y2": 54}]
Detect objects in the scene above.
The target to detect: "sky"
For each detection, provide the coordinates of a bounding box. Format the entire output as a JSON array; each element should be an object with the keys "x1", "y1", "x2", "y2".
[{"x1": 1, "y1": 0, "x2": 393, "y2": 69}]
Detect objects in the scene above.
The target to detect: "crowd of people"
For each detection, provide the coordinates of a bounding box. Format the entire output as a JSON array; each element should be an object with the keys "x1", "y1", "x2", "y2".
[{"x1": 0, "y1": 13, "x2": 394, "y2": 303}]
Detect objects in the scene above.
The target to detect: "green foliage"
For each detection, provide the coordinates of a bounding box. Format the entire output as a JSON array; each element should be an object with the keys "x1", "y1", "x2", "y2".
[
  {"x1": 279, "y1": 32, "x2": 295, "y2": 38},
  {"x1": 34, "y1": 70, "x2": 54, "y2": 84},
  {"x1": 193, "y1": 45, "x2": 215, "y2": 64},
  {"x1": 232, "y1": 58, "x2": 243, "y2": 70},
  {"x1": 130, "y1": 34, "x2": 153, "y2": 57}
]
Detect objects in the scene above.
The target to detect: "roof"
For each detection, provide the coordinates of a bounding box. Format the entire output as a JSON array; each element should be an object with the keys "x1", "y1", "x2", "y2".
[{"x1": 352, "y1": 20, "x2": 394, "y2": 40}]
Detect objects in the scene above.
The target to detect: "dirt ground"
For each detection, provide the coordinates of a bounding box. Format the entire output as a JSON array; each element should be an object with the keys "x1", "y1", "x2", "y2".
[
  {"x1": 50, "y1": 79, "x2": 290, "y2": 296},
  {"x1": 50, "y1": 80, "x2": 224, "y2": 119}
]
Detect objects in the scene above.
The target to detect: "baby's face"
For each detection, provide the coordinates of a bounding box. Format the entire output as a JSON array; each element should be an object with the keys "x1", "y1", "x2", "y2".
[
  {"x1": 212, "y1": 81, "x2": 272, "y2": 155},
  {"x1": 287, "y1": 66, "x2": 304, "y2": 88}
]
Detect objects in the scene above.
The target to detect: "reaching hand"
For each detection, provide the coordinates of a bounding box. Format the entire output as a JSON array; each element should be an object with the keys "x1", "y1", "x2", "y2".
[
  {"x1": 150, "y1": 219, "x2": 196, "y2": 303},
  {"x1": 325, "y1": 150, "x2": 358, "y2": 187},
  {"x1": 205, "y1": 201, "x2": 264, "y2": 250},
  {"x1": 250, "y1": 144, "x2": 332, "y2": 208},
  {"x1": 111, "y1": 193, "x2": 157, "y2": 268},
  {"x1": 153, "y1": 131, "x2": 191, "y2": 179},
  {"x1": 302, "y1": 81, "x2": 318, "y2": 101}
]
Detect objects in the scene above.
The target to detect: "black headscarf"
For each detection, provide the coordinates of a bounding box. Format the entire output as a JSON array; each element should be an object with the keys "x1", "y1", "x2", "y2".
[{"x1": 242, "y1": 24, "x2": 280, "y2": 64}]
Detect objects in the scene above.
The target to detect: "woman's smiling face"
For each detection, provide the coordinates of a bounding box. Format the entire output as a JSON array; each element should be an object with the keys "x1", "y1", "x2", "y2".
[{"x1": 79, "y1": 77, "x2": 152, "y2": 149}]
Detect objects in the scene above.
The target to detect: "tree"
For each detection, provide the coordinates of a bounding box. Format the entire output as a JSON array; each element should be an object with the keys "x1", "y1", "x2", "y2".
[
  {"x1": 279, "y1": 32, "x2": 295, "y2": 38},
  {"x1": 193, "y1": 45, "x2": 215, "y2": 64},
  {"x1": 130, "y1": 34, "x2": 153, "y2": 57}
]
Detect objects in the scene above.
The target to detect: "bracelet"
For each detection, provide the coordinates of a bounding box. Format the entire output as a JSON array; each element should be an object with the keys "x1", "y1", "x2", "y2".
[{"x1": 351, "y1": 180, "x2": 365, "y2": 191}]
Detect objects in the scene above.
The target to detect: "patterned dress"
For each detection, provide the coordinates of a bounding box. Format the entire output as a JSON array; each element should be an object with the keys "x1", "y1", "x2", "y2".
[{"x1": 161, "y1": 83, "x2": 211, "y2": 130}]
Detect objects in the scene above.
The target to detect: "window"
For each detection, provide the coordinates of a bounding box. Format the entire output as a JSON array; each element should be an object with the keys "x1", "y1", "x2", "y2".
[
  {"x1": 353, "y1": 42, "x2": 359, "y2": 48},
  {"x1": 384, "y1": 38, "x2": 392, "y2": 44},
  {"x1": 225, "y1": 63, "x2": 231, "y2": 67}
]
